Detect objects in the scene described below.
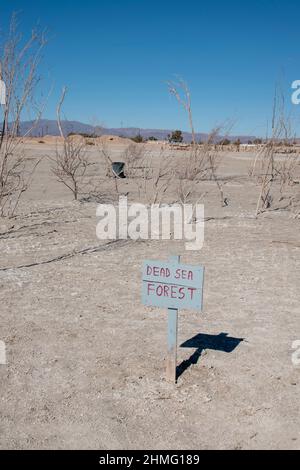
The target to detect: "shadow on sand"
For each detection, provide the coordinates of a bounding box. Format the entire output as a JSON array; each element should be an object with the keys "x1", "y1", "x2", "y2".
[{"x1": 177, "y1": 332, "x2": 244, "y2": 380}]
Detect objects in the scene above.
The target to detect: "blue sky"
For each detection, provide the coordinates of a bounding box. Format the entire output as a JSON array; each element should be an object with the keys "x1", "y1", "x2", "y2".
[{"x1": 1, "y1": 0, "x2": 300, "y2": 136}]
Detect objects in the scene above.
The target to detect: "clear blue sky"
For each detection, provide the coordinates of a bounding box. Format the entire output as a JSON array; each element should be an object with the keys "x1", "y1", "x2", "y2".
[{"x1": 1, "y1": 0, "x2": 300, "y2": 136}]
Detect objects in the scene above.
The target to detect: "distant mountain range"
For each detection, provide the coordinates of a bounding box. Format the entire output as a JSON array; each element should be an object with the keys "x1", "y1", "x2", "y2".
[{"x1": 18, "y1": 119, "x2": 257, "y2": 143}]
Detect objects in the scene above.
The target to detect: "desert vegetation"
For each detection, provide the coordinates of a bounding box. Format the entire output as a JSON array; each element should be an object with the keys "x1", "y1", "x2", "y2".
[
  {"x1": 0, "y1": 14, "x2": 46, "y2": 217},
  {"x1": 49, "y1": 87, "x2": 92, "y2": 201},
  {"x1": 250, "y1": 87, "x2": 300, "y2": 218}
]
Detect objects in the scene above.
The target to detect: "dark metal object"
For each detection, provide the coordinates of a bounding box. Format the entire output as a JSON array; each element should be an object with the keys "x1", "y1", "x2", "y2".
[{"x1": 112, "y1": 162, "x2": 126, "y2": 179}]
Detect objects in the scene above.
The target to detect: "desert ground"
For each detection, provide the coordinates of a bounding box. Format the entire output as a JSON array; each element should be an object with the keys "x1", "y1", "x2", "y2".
[{"x1": 0, "y1": 139, "x2": 299, "y2": 450}]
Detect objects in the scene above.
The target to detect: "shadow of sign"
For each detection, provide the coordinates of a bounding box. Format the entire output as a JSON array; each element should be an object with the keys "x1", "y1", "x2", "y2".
[{"x1": 177, "y1": 332, "x2": 244, "y2": 380}]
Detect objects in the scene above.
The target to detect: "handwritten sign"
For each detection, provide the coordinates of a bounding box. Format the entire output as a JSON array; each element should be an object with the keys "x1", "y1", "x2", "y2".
[{"x1": 142, "y1": 259, "x2": 204, "y2": 311}]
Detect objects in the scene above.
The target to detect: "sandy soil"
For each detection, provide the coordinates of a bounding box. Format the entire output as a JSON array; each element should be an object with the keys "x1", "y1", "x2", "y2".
[{"x1": 0, "y1": 141, "x2": 299, "y2": 450}]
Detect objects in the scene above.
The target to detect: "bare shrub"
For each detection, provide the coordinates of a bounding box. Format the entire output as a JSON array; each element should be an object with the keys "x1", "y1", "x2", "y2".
[
  {"x1": 96, "y1": 139, "x2": 145, "y2": 180},
  {"x1": 168, "y1": 77, "x2": 196, "y2": 146},
  {"x1": 97, "y1": 141, "x2": 173, "y2": 204},
  {"x1": 0, "y1": 13, "x2": 47, "y2": 217},
  {"x1": 168, "y1": 78, "x2": 227, "y2": 206},
  {"x1": 96, "y1": 142, "x2": 124, "y2": 198},
  {"x1": 121, "y1": 142, "x2": 148, "y2": 178},
  {"x1": 49, "y1": 87, "x2": 92, "y2": 200},
  {"x1": 132, "y1": 146, "x2": 174, "y2": 204},
  {"x1": 251, "y1": 87, "x2": 300, "y2": 216},
  {"x1": 117, "y1": 143, "x2": 175, "y2": 204},
  {"x1": 50, "y1": 135, "x2": 90, "y2": 200},
  {"x1": 97, "y1": 142, "x2": 113, "y2": 178}
]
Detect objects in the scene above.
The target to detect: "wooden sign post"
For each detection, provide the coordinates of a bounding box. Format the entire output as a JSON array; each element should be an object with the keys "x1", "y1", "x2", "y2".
[{"x1": 142, "y1": 255, "x2": 205, "y2": 384}]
